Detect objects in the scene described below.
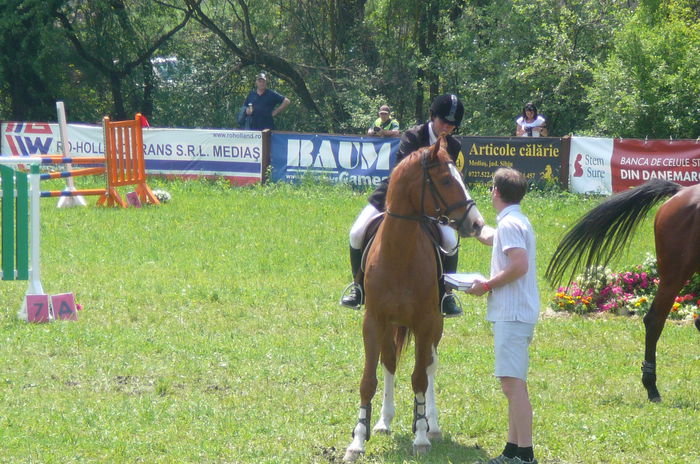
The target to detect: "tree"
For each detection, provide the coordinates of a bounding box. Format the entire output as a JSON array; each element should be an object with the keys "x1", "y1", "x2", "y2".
[
  {"x1": 586, "y1": 0, "x2": 700, "y2": 138},
  {"x1": 437, "y1": 0, "x2": 625, "y2": 136},
  {"x1": 0, "y1": 0, "x2": 64, "y2": 120},
  {"x1": 167, "y1": 0, "x2": 327, "y2": 127},
  {"x1": 54, "y1": 0, "x2": 192, "y2": 119}
]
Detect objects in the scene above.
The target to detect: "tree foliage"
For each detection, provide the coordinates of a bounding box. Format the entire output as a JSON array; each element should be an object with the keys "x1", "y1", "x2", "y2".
[
  {"x1": 0, "y1": 0, "x2": 697, "y2": 138},
  {"x1": 586, "y1": 0, "x2": 700, "y2": 137}
]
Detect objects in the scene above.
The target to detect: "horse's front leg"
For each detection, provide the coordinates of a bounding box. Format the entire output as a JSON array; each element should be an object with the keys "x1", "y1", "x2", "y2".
[
  {"x1": 344, "y1": 316, "x2": 381, "y2": 462},
  {"x1": 372, "y1": 366, "x2": 395, "y2": 435},
  {"x1": 425, "y1": 345, "x2": 442, "y2": 441},
  {"x1": 411, "y1": 335, "x2": 436, "y2": 456},
  {"x1": 642, "y1": 282, "x2": 678, "y2": 403}
]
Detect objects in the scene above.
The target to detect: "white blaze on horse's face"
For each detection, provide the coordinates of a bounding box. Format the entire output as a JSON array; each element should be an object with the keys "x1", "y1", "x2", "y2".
[{"x1": 448, "y1": 163, "x2": 485, "y2": 237}]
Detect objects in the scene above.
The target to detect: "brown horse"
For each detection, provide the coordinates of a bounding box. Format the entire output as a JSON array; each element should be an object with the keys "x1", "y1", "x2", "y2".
[
  {"x1": 343, "y1": 136, "x2": 484, "y2": 462},
  {"x1": 546, "y1": 179, "x2": 700, "y2": 402}
]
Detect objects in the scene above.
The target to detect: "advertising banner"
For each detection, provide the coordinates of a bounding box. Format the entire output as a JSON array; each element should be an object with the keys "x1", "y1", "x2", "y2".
[
  {"x1": 569, "y1": 137, "x2": 614, "y2": 194},
  {"x1": 270, "y1": 133, "x2": 399, "y2": 187},
  {"x1": 611, "y1": 139, "x2": 700, "y2": 193},
  {"x1": 569, "y1": 137, "x2": 700, "y2": 194},
  {"x1": 1, "y1": 122, "x2": 263, "y2": 185},
  {"x1": 457, "y1": 137, "x2": 562, "y2": 185}
]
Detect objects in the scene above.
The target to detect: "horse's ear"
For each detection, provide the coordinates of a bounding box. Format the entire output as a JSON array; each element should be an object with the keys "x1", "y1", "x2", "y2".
[
  {"x1": 439, "y1": 134, "x2": 447, "y2": 151},
  {"x1": 430, "y1": 135, "x2": 445, "y2": 161}
]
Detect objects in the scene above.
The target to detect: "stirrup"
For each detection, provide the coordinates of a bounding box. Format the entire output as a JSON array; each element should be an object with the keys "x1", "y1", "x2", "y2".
[
  {"x1": 441, "y1": 292, "x2": 463, "y2": 318},
  {"x1": 339, "y1": 282, "x2": 364, "y2": 309}
]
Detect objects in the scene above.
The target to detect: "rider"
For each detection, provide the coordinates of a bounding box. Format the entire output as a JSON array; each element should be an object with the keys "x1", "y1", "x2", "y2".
[{"x1": 340, "y1": 94, "x2": 467, "y2": 317}]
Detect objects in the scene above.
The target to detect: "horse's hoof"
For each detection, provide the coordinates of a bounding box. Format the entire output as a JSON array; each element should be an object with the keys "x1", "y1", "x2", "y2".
[
  {"x1": 343, "y1": 449, "x2": 363, "y2": 462},
  {"x1": 413, "y1": 443, "x2": 431, "y2": 456},
  {"x1": 373, "y1": 426, "x2": 391, "y2": 435},
  {"x1": 428, "y1": 430, "x2": 443, "y2": 441},
  {"x1": 649, "y1": 395, "x2": 662, "y2": 403}
]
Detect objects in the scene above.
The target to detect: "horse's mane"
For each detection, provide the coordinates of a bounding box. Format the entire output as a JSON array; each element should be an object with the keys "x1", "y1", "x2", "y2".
[
  {"x1": 391, "y1": 138, "x2": 450, "y2": 182},
  {"x1": 546, "y1": 179, "x2": 682, "y2": 286}
]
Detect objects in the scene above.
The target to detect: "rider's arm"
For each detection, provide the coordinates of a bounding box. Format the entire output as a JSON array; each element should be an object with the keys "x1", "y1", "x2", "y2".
[{"x1": 396, "y1": 130, "x2": 420, "y2": 164}]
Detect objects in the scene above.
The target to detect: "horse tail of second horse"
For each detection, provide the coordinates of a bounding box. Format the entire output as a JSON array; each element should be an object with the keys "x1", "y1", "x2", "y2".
[{"x1": 546, "y1": 179, "x2": 682, "y2": 285}]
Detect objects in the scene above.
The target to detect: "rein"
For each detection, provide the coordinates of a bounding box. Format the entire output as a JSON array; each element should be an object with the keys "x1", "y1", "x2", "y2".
[{"x1": 386, "y1": 151, "x2": 476, "y2": 255}]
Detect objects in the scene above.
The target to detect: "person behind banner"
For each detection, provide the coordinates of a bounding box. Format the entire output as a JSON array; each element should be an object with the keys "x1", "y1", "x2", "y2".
[
  {"x1": 515, "y1": 103, "x2": 547, "y2": 137},
  {"x1": 367, "y1": 105, "x2": 400, "y2": 137},
  {"x1": 340, "y1": 94, "x2": 474, "y2": 318},
  {"x1": 242, "y1": 72, "x2": 290, "y2": 131}
]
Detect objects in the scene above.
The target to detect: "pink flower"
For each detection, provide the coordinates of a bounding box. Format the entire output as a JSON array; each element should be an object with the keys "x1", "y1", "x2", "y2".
[{"x1": 76, "y1": 303, "x2": 83, "y2": 311}]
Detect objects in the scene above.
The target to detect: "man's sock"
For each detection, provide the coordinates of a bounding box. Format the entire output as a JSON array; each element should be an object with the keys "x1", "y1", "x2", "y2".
[
  {"x1": 502, "y1": 442, "x2": 518, "y2": 459},
  {"x1": 516, "y1": 446, "x2": 534, "y2": 462}
]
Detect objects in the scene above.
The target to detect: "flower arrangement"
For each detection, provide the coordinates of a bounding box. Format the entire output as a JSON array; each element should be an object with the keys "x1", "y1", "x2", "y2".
[
  {"x1": 550, "y1": 253, "x2": 700, "y2": 320},
  {"x1": 152, "y1": 189, "x2": 172, "y2": 203}
]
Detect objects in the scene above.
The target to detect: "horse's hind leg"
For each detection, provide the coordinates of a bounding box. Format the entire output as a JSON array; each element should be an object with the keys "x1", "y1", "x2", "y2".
[
  {"x1": 344, "y1": 315, "x2": 382, "y2": 462},
  {"x1": 373, "y1": 329, "x2": 397, "y2": 435},
  {"x1": 642, "y1": 277, "x2": 686, "y2": 402}
]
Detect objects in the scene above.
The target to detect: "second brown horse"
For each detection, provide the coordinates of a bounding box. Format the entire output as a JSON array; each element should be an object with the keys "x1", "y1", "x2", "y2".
[{"x1": 546, "y1": 179, "x2": 700, "y2": 402}]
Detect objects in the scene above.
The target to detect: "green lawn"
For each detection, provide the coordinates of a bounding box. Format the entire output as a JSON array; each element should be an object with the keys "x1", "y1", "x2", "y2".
[{"x1": 1, "y1": 179, "x2": 697, "y2": 463}]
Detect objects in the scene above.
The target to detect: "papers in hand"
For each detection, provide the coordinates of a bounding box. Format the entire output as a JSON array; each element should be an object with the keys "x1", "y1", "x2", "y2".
[{"x1": 444, "y1": 273, "x2": 487, "y2": 291}]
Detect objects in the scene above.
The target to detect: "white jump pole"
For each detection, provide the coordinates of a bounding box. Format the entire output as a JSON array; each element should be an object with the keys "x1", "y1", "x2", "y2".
[
  {"x1": 0, "y1": 157, "x2": 45, "y2": 320},
  {"x1": 56, "y1": 101, "x2": 87, "y2": 208},
  {"x1": 19, "y1": 163, "x2": 45, "y2": 320}
]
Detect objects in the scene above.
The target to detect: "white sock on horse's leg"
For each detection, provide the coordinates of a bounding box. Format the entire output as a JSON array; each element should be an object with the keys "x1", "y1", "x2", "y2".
[
  {"x1": 374, "y1": 366, "x2": 395, "y2": 434},
  {"x1": 344, "y1": 404, "x2": 371, "y2": 461},
  {"x1": 413, "y1": 392, "x2": 431, "y2": 454},
  {"x1": 426, "y1": 345, "x2": 442, "y2": 440}
]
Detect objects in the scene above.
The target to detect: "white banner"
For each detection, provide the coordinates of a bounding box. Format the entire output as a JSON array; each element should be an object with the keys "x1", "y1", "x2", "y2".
[
  {"x1": 569, "y1": 137, "x2": 614, "y2": 194},
  {"x1": 1, "y1": 122, "x2": 263, "y2": 185}
]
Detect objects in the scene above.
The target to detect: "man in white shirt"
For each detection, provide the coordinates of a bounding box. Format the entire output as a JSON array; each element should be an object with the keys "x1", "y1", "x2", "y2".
[{"x1": 466, "y1": 167, "x2": 539, "y2": 464}]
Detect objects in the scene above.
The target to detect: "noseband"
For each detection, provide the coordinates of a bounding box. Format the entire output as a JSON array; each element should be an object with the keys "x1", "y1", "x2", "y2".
[{"x1": 387, "y1": 151, "x2": 477, "y2": 253}]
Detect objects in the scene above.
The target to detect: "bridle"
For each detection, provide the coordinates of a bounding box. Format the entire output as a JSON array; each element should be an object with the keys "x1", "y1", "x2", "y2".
[{"x1": 386, "y1": 150, "x2": 477, "y2": 254}]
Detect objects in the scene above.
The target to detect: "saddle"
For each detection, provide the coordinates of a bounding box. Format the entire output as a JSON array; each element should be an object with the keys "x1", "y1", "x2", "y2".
[{"x1": 355, "y1": 214, "x2": 444, "y2": 286}]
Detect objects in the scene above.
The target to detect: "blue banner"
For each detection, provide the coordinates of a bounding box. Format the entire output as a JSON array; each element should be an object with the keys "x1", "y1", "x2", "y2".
[{"x1": 270, "y1": 133, "x2": 399, "y2": 187}]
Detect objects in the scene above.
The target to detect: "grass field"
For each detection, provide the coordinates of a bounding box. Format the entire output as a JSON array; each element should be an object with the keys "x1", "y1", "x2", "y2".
[{"x1": 1, "y1": 178, "x2": 698, "y2": 463}]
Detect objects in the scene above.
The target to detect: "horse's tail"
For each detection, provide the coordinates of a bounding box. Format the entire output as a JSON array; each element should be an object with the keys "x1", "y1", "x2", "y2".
[
  {"x1": 394, "y1": 326, "x2": 412, "y2": 363},
  {"x1": 546, "y1": 179, "x2": 682, "y2": 286}
]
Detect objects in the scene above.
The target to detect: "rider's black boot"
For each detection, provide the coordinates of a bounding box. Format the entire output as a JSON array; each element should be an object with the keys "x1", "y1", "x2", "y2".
[
  {"x1": 440, "y1": 252, "x2": 463, "y2": 318},
  {"x1": 340, "y1": 247, "x2": 364, "y2": 309}
]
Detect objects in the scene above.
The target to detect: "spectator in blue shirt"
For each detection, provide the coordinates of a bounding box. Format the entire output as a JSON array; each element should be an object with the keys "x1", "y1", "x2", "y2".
[{"x1": 243, "y1": 73, "x2": 290, "y2": 130}]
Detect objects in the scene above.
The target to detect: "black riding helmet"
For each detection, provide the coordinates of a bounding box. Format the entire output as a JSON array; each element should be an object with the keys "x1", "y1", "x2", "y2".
[{"x1": 429, "y1": 94, "x2": 464, "y2": 128}]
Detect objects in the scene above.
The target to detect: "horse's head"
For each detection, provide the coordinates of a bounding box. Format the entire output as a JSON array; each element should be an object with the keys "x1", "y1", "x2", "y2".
[{"x1": 421, "y1": 136, "x2": 484, "y2": 238}]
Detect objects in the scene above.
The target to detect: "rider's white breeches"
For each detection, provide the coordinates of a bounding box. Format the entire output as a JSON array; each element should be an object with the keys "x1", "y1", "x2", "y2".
[{"x1": 349, "y1": 203, "x2": 458, "y2": 256}]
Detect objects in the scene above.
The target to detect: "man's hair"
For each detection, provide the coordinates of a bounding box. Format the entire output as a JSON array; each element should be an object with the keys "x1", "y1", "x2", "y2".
[{"x1": 493, "y1": 167, "x2": 527, "y2": 204}]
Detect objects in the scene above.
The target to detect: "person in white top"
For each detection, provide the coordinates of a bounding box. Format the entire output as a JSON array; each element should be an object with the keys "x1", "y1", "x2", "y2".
[
  {"x1": 515, "y1": 102, "x2": 548, "y2": 137},
  {"x1": 465, "y1": 167, "x2": 540, "y2": 464}
]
